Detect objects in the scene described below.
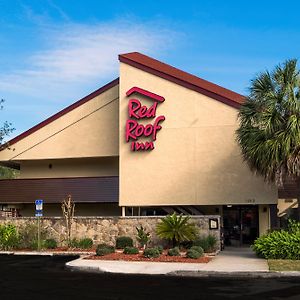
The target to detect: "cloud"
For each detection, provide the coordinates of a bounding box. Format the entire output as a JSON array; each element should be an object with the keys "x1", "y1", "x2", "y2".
[{"x1": 0, "y1": 20, "x2": 178, "y2": 102}]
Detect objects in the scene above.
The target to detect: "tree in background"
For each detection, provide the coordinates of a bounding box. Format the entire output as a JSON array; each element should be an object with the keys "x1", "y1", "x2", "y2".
[
  {"x1": 61, "y1": 195, "x2": 75, "y2": 247},
  {"x1": 0, "y1": 99, "x2": 14, "y2": 145},
  {"x1": 237, "y1": 59, "x2": 300, "y2": 219},
  {"x1": 0, "y1": 99, "x2": 18, "y2": 179}
]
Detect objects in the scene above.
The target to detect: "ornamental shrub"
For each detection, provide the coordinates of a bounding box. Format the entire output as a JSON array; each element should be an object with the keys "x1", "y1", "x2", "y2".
[
  {"x1": 69, "y1": 238, "x2": 80, "y2": 248},
  {"x1": 155, "y1": 245, "x2": 164, "y2": 254},
  {"x1": 116, "y1": 236, "x2": 133, "y2": 249},
  {"x1": 78, "y1": 238, "x2": 93, "y2": 249},
  {"x1": 143, "y1": 247, "x2": 160, "y2": 258},
  {"x1": 207, "y1": 235, "x2": 217, "y2": 252},
  {"x1": 168, "y1": 247, "x2": 180, "y2": 256},
  {"x1": 252, "y1": 224, "x2": 300, "y2": 260},
  {"x1": 136, "y1": 226, "x2": 151, "y2": 248},
  {"x1": 44, "y1": 238, "x2": 57, "y2": 249},
  {"x1": 193, "y1": 235, "x2": 217, "y2": 253},
  {"x1": 193, "y1": 238, "x2": 209, "y2": 251},
  {"x1": 186, "y1": 249, "x2": 201, "y2": 259},
  {"x1": 156, "y1": 213, "x2": 198, "y2": 247},
  {"x1": 96, "y1": 244, "x2": 115, "y2": 256},
  {"x1": 0, "y1": 224, "x2": 19, "y2": 250},
  {"x1": 18, "y1": 223, "x2": 48, "y2": 250},
  {"x1": 123, "y1": 246, "x2": 139, "y2": 255},
  {"x1": 190, "y1": 246, "x2": 204, "y2": 257}
]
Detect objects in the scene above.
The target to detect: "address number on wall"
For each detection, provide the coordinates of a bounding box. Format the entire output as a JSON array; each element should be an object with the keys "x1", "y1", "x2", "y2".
[{"x1": 246, "y1": 199, "x2": 255, "y2": 204}]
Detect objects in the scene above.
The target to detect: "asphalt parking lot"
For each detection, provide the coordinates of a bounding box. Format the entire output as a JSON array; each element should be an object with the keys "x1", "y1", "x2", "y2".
[{"x1": 0, "y1": 255, "x2": 300, "y2": 300}]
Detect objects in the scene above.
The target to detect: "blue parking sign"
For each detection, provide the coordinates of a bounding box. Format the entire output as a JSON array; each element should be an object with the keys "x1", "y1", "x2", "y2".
[{"x1": 35, "y1": 199, "x2": 43, "y2": 216}]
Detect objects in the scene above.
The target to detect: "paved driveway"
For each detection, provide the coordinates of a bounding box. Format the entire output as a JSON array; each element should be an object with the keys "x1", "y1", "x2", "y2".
[{"x1": 0, "y1": 254, "x2": 300, "y2": 300}]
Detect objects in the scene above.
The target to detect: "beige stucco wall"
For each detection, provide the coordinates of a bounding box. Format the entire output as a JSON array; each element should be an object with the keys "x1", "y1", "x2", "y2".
[
  {"x1": 0, "y1": 84, "x2": 119, "y2": 161},
  {"x1": 20, "y1": 157, "x2": 118, "y2": 179},
  {"x1": 258, "y1": 205, "x2": 270, "y2": 236},
  {"x1": 119, "y1": 63, "x2": 277, "y2": 206}
]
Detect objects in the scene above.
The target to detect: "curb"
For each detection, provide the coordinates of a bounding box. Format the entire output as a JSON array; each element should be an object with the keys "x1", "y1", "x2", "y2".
[
  {"x1": 171, "y1": 270, "x2": 300, "y2": 278},
  {"x1": 0, "y1": 251, "x2": 93, "y2": 256}
]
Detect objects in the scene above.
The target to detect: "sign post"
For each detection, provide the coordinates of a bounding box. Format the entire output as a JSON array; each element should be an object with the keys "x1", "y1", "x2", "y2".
[{"x1": 35, "y1": 200, "x2": 43, "y2": 252}]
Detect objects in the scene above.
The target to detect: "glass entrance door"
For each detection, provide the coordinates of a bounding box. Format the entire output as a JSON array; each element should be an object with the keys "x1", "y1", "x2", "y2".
[{"x1": 223, "y1": 205, "x2": 259, "y2": 247}]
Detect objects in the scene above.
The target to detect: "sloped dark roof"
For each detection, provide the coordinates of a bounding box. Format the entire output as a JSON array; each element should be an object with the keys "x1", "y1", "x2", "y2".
[{"x1": 119, "y1": 52, "x2": 245, "y2": 109}]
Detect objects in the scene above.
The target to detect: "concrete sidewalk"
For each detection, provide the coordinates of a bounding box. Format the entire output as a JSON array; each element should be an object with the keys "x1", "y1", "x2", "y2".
[{"x1": 66, "y1": 247, "x2": 271, "y2": 276}]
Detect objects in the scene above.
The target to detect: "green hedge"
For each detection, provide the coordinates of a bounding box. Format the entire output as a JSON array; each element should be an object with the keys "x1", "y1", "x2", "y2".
[{"x1": 252, "y1": 219, "x2": 300, "y2": 260}]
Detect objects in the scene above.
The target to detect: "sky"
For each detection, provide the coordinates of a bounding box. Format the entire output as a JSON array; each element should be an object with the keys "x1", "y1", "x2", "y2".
[{"x1": 1, "y1": 0, "x2": 300, "y2": 139}]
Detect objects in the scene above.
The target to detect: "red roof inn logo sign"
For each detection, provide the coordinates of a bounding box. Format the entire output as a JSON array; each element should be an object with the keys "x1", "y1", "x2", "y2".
[{"x1": 126, "y1": 87, "x2": 165, "y2": 151}]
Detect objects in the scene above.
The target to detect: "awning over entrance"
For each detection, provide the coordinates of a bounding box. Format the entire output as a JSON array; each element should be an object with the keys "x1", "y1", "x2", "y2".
[{"x1": 0, "y1": 176, "x2": 119, "y2": 203}]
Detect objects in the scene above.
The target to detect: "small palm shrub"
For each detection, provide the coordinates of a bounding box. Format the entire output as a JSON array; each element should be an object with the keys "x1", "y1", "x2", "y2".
[
  {"x1": 190, "y1": 246, "x2": 204, "y2": 257},
  {"x1": 136, "y1": 226, "x2": 151, "y2": 249},
  {"x1": 116, "y1": 236, "x2": 133, "y2": 249},
  {"x1": 186, "y1": 249, "x2": 202, "y2": 259},
  {"x1": 123, "y1": 246, "x2": 139, "y2": 255},
  {"x1": 96, "y1": 244, "x2": 115, "y2": 256},
  {"x1": 168, "y1": 247, "x2": 180, "y2": 256},
  {"x1": 78, "y1": 238, "x2": 93, "y2": 249},
  {"x1": 143, "y1": 247, "x2": 160, "y2": 258},
  {"x1": 252, "y1": 220, "x2": 300, "y2": 259},
  {"x1": 0, "y1": 224, "x2": 19, "y2": 250},
  {"x1": 156, "y1": 213, "x2": 198, "y2": 247},
  {"x1": 44, "y1": 238, "x2": 57, "y2": 249}
]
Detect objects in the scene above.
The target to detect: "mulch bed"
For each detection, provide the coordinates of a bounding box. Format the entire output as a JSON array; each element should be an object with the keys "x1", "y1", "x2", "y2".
[{"x1": 85, "y1": 251, "x2": 211, "y2": 263}]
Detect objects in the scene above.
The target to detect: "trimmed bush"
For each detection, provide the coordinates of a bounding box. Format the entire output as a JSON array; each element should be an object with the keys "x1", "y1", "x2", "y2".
[
  {"x1": 116, "y1": 236, "x2": 133, "y2": 249},
  {"x1": 96, "y1": 244, "x2": 115, "y2": 256},
  {"x1": 44, "y1": 238, "x2": 57, "y2": 249},
  {"x1": 155, "y1": 245, "x2": 164, "y2": 254},
  {"x1": 78, "y1": 238, "x2": 93, "y2": 249},
  {"x1": 168, "y1": 247, "x2": 180, "y2": 256},
  {"x1": 186, "y1": 249, "x2": 201, "y2": 259},
  {"x1": 190, "y1": 246, "x2": 204, "y2": 257},
  {"x1": 143, "y1": 247, "x2": 160, "y2": 258},
  {"x1": 123, "y1": 246, "x2": 139, "y2": 255}
]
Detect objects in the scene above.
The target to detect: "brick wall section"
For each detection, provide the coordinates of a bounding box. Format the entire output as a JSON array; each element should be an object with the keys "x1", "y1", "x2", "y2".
[{"x1": 0, "y1": 215, "x2": 221, "y2": 249}]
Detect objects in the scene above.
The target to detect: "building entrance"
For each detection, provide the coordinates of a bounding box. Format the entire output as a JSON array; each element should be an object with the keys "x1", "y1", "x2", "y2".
[{"x1": 223, "y1": 205, "x2": 259, "y2": 247}]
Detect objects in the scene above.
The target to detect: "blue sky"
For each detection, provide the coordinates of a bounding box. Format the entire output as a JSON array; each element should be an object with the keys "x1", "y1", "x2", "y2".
[{"x1": 1, "y1": 0, "x2": 300, "y2": 138}]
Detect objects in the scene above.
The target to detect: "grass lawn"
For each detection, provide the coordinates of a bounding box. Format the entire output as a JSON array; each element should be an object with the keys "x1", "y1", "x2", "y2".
[{"x1": 268, "y1": 259, "x2": 300, "y2": 271}]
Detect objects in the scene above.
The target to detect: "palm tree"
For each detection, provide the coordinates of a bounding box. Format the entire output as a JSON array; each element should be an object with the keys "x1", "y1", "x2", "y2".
[
  {"x1": 156, "y1": 213, "x2": 198, "y2": 247},
  {"x1": 237, "y1": 59, "x2": 300, "y2": 219}
]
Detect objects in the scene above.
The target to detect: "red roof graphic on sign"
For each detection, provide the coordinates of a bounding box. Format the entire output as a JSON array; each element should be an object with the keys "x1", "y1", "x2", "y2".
[{"x1": 126, "y1": 87, "x2": 165, "y2": 102}]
